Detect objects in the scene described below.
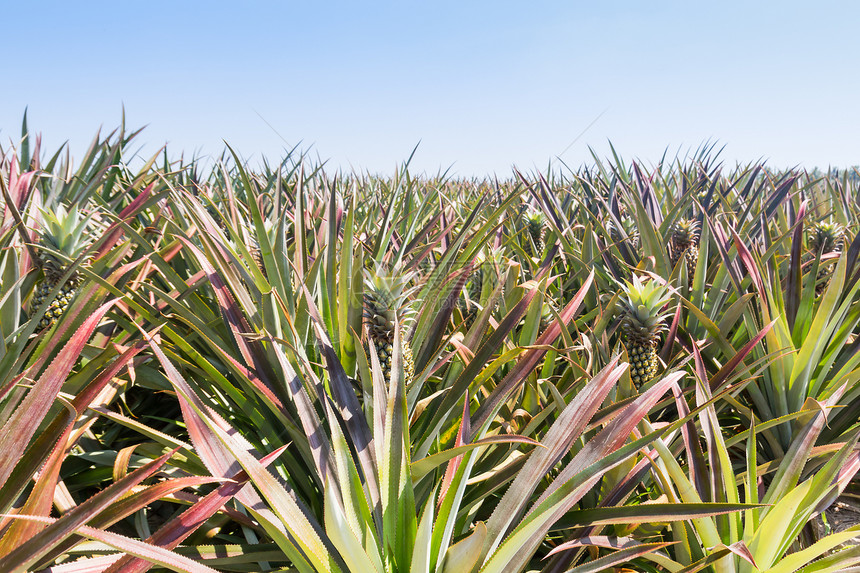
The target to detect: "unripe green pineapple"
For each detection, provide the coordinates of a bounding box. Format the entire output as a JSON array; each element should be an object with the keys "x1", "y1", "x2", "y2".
[
  {"x1": 618, "y1": 276, "x2": 672, "y2": 387},
  {"x1": 364, "y1": 268, "x2": 416, "y2": 385},
  {"x1": 669, "y1": 218, "x2": 699, "y2": 279},
  {"x1": 521, "y1": 210, "x2": 546, "y2": 259},
  {"x1": 30, "y1": 204, "x2": 93, "y2": 330},
  {"x1": 807, "y1": 221, "x2": 844, "y2": 295}
]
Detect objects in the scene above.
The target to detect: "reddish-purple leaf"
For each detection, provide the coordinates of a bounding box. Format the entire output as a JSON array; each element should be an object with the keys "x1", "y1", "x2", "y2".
[
  {"x1": 0, "y1": 299, "x2": 118, "y2": 485},
  {"x1": 139, "y1": 326, "x2": 303, "y2": 555},
  {"x1": 660, "y1": 302, "x2": 681, "y2": 363},
  {"x1": 731, "y1": 228, "x2": 765, "y2": 295},
  {"x1": 0, "y1": 406, "x2": 75, "y2": 554},
  {"x1": 535, "y1": 372, "x2": 682, "y2": 508},
  {"x1": 709, "y1": 320, "x2": 775, "y2": 391},
  {"x1": 545, "y1": 534, "x2": 675, "y2": 559},
  {"x1": 95, "y1": 183, "x2": 155, "y2": 259},
  {"x1": 485, "y1": 358, "x2": 624, "y2": 545},
  {"x1": 0, "y1": 449, "x2": 177, "y2": 569},
  {"x1": 44, "y1": 553, "x2": 122, "y2": 572},
  {"x1": 428, "y1": 274, "x2": 544, "y2": 436},
  {"x1": 709, "y1": 541, "x2": 757, "y2": 569},
  {"x1": 103, "y1": 445, "x2": 288, "y2": 573},
  {"x1": 439, "y1": 396, "x2": 471, "y2": 508},
  {"x1": 0, "y1": 342, "x2": 146, "y2": 515},
  {"x1": 416, "y1": 264, "x2": 471, "y2": 371},
  {"x1": 1, "y1": 515, "x2": 219, "y2": 573},
  {"x1": 175, "y1": 236, "x2": 278, "y2": 399},
  {"x1": 672, "y1": 372, "x2": 709, "y2": 501},
  {"x1": 37, "y1": 475, "x2": 221, "y2": 567},
  {"x1": 472, "y1": 270, "x2": 594, "y2": 435}
]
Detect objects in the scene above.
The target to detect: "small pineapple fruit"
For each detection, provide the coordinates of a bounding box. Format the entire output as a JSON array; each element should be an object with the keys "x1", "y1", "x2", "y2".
[
  {"x1": 807, "y1": 221, "x2": 844, "y2": 295},
  {"x1": 30, "y1": 204, "x2": 93, "y2": 330},
  {"x1": 521, "y1": 209, "x2": 546, "y2": 259},
  {"x1": 669, "y1": 218, "x2": 700, "y2": 279},
  {"x1": 364, "y1": 268, "x2": 416, "y2": 385},
  {"x1": 618, "y1": 276, "x2": 672, "y2": 387}
]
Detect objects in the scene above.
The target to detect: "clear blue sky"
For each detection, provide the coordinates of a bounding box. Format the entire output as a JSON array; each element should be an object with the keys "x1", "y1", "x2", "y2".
[{"x1": 2, "y1": 1, "x2": 858, "y2": 177}]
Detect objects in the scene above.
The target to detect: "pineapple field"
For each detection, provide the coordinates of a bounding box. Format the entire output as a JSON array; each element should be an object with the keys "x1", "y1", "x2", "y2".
[{"x1": 2, "y1": 119, "x2": 860, "y2": 573}]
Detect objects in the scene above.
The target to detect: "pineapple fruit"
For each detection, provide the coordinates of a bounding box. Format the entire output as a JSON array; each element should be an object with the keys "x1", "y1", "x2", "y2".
[
  {"x1": 669, "y1": 218, "x2": 699, "y2": 279},
  {"x1": 521, "y1": 209, "x2": 546, "y2": 259},
  {"x1": 618, "y1": 276, "x2": 672, "y2": 387},
  {"x1": 364, "y1": 268, "x2": 416, "y2": 385},
  {"x1": 807, "y1": 221, "x2": 844, "y2": 295},
  {"x1": 30, "y1": 204, "x2": 93, "y2": 330}
]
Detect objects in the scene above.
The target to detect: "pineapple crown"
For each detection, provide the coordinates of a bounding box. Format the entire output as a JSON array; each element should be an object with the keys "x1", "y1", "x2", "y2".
[
  {"x1": 606, "y1": 214, "x2": 638, "y2": 237},
  {"x1": 672, "y1": 218, "x2": 700, "y2": 240},
  {"x1": 37, "y1": 203, "x2": 93, "y2": 259},
  {"x1": 807, "y1": 221, "x2": 844, "y2": 254},
  {"x1": 617, "y1": 275, "x2": 673, "y2": 332},
  {"x1": 363, "y1": 265, "x2": 417, "y2": 326},
  {"x1": 523, "y1": 209, "x2": 546, "y2": 231},
  {"x1": 246, "y1": 218, "x2": 275, "y2": 248}
]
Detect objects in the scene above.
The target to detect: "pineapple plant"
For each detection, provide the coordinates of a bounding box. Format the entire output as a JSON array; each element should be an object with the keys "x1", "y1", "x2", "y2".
[
  {"x1": 618, "y1": 275, "x2": 672, "y2": 387},
  {"x1": 807, "y1": 220, "x2": 844, "y2": 295},
  {"x1": 30, "y1": 204, "x2": 93, "y2": 330},
  {"x1": 521, "y1": 209, "x2": 546, "y2": 259},
  {"x1": 606, "y1": 198, "x2": 640, "y2": 256},
  {"x1": 607, "y1": 217, "x2": 640, "y2": 250},
  {"x1": 669, "y1": 218, "x2": 699, "y2": 279},
  {"x1": 363, "y1": 267, "x2": 416, "y2": 385}
]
